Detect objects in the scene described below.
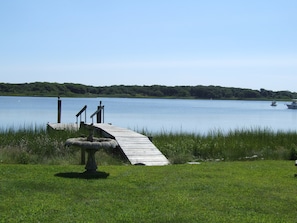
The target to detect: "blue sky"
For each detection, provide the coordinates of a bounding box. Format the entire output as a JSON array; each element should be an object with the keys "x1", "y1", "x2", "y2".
[{"x1": 1, "y1": 0, "x2": 297, "y2": 91}]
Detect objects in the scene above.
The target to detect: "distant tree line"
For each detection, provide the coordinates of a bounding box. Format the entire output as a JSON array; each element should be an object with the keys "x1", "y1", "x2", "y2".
[{"x1": 0, "y1": 82, "x2": 296, "y2": 100}]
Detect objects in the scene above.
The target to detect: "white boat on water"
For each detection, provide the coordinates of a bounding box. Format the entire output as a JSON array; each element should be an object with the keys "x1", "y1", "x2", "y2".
[{"x1": 286, "y1": 99, "x2": 297, "y2": 109}]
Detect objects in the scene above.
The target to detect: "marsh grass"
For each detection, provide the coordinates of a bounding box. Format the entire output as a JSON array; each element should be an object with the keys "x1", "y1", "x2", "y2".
[
  {"x1": 0, "y1": 126, "x2": 75, "y2": 164},
  {"x1": 0, "y1": 126, "x2": 125, "y2": 165},
  {"x1": 151, "y1": 128, "x2": 297, "y2": 164},
  {"x1": 1, "y1": 126, "x2": 297, "y2": 165}
]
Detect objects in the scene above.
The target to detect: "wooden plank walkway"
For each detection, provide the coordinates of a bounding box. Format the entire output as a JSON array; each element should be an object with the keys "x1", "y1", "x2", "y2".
[{"x1": 92, "y1": 123, "x2": 170, "y2": 166}]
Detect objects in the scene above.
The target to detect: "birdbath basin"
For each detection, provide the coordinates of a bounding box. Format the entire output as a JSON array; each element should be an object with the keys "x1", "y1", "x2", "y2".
[{"x1": 65, "y1": 137, "x2": 118, "y2": 174}]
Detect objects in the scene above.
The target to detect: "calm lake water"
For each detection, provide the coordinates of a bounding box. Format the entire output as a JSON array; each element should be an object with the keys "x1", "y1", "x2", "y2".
[{"x1": 1, "y1": 96, "x2": 297, "y2": 134}]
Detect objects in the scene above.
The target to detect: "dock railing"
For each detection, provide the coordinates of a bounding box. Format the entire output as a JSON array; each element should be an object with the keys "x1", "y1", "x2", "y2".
[
  {"x1": 90, "y1": 101, "x2": 104, "y2": 123},
  {"x1": 76, "y1": 105, "x2": 87, "y2": 124},
  {"x1": 90, "y1": 107, "x2": 104, "y2": 123}
]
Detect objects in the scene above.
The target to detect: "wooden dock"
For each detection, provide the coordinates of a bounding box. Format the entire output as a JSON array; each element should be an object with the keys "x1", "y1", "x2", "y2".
[
  {"x1": 47, "y1": 123, "x2": 79, "y2": 131},
  {"x1": 92, "y1": 123, "x2": 170, "y2": 166}
]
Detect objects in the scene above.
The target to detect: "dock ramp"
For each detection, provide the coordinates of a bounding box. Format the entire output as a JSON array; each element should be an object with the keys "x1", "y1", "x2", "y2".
[{"x1": 93, "y1": 123, "x2": 170, "y2": 166}]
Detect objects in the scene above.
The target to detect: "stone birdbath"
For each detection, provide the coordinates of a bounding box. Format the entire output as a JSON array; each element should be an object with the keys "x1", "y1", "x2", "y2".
[{"x1": 65, "y1": 135, "x2": 118, "y2": 174}]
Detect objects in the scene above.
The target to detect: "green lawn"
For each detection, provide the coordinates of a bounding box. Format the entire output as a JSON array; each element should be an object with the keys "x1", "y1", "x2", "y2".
[{"x1": 1, "y1": 161, "x2": 297, "y2": 223}]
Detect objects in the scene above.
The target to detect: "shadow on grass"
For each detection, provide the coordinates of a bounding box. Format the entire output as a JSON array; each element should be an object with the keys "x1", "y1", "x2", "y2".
[{"x1": 55, "y1": 171, "x2": 109, "y2": 179}]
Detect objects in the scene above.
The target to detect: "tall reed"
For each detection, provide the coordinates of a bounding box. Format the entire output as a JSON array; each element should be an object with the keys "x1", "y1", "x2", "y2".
[
  {"x1": 152, "y1": 127, "x2": 297, "y2": 163},
  {"x1": 1, "y1": 126, "x2": 297, "y2": 164},
  {"x1": 0, "y1": 126, "x2": 75, "y2": 164},
  {"x1": 0, "y1": 125, "x2": 128, "y2": 165}
]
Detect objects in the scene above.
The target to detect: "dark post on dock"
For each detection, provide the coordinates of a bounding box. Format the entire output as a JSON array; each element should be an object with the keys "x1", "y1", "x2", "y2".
[
  {"x1": 97, "y1": 101, "x2": 104, "y2": 123},
  {"x1": 57, "y1": 97, "x2": 62, "y2": 123}
]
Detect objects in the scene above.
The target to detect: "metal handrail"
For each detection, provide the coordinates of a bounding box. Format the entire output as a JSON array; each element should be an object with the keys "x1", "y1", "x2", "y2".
[
  {"x1": 76, "y1": 105, "x2": 87, "y2": 123},
  {"x1": 90, "y1": 107, "x2": 103, "y2": 118},
  {"x1": 90, "y1": 105, "x2": 104, "y2": 123}
]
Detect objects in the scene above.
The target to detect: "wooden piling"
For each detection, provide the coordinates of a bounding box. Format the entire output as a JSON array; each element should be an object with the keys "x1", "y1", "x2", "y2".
[
  {"x1": 96, "y1": 101, "x2": 104, "y2": 123},
  {"x1": 57, "y1": 97, "x2": 62, "y2": 123}
]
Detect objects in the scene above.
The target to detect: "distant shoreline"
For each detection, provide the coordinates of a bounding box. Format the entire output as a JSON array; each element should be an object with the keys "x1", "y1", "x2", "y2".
[{"x1": 1, "y1": 82, "x2": 296, "y2": 100}]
